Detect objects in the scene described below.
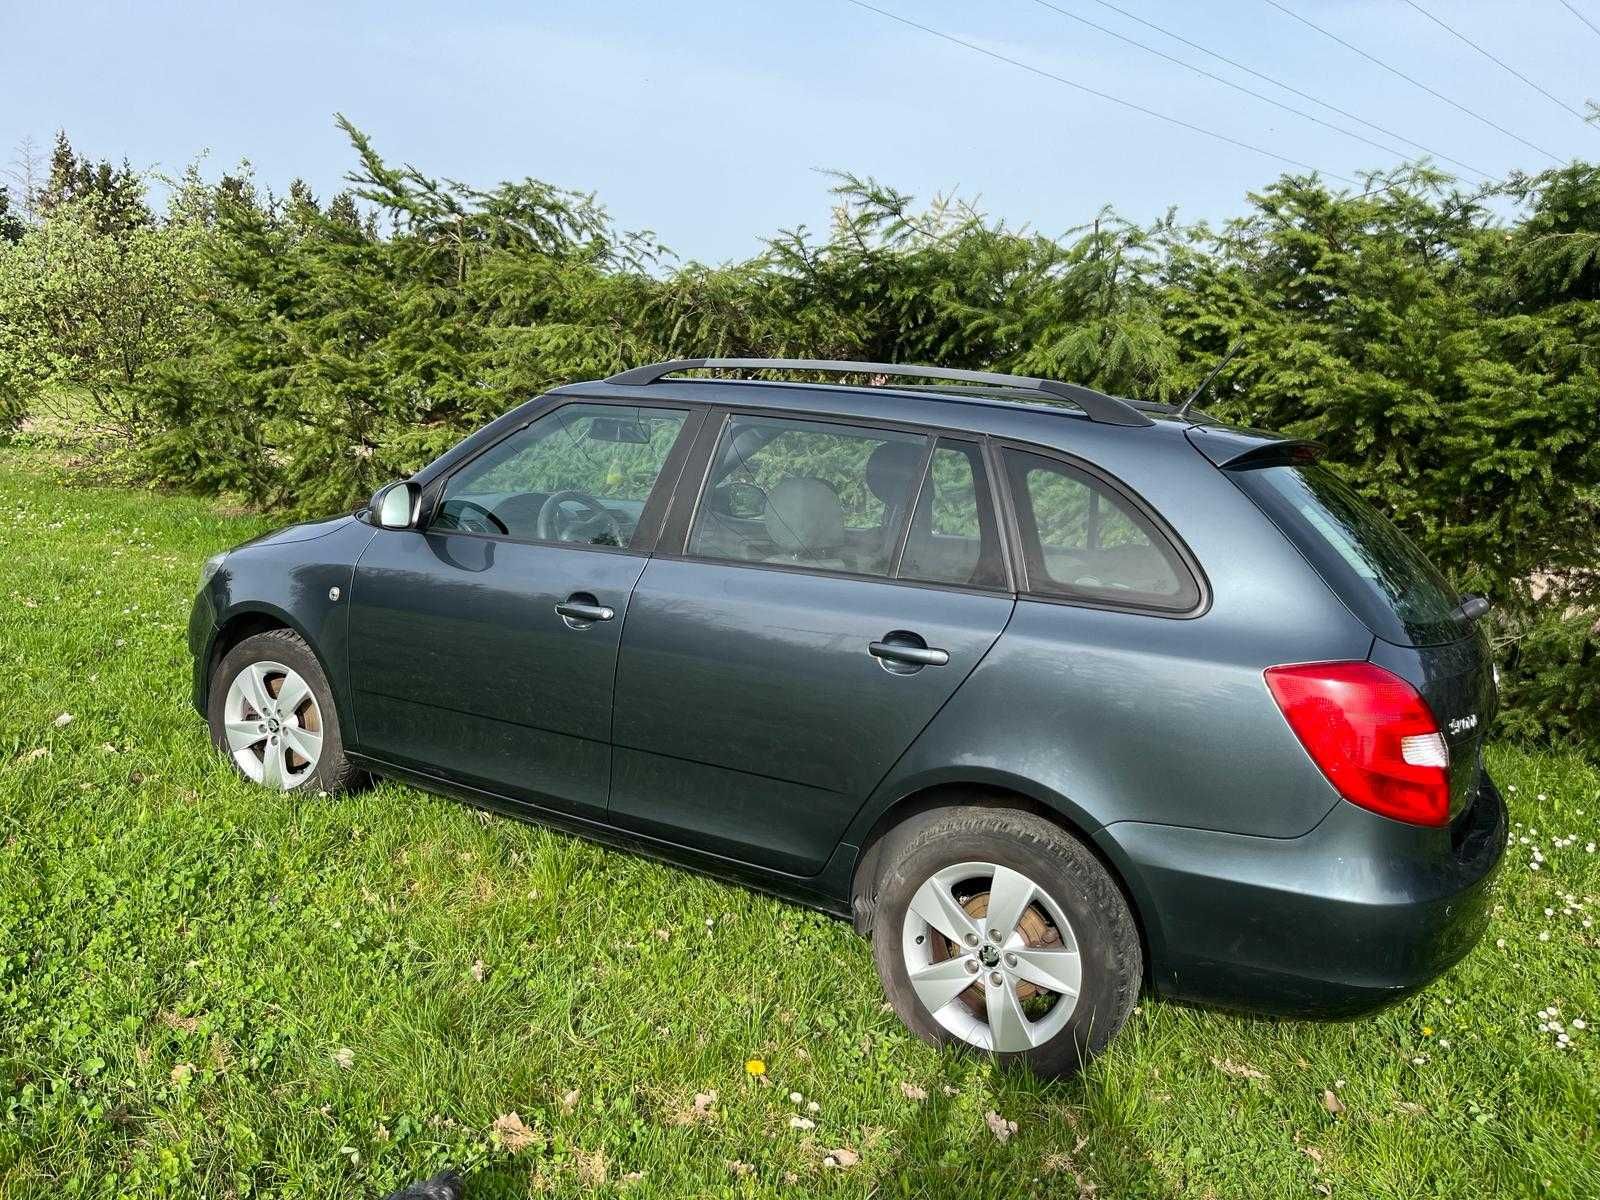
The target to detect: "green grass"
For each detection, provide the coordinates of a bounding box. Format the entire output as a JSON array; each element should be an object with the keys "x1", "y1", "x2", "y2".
[{"x1": 0, "y1": 446, "x2": 1596, "y2": 1200}]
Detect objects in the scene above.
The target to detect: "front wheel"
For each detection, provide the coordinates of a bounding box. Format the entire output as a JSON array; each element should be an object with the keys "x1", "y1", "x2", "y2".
[
  {"x1": 870, "y1": 807, "x2": 1142, "y2": 1079},
  {"x1": 207, "y1": 628, "x2": 360, "y2": 793}
]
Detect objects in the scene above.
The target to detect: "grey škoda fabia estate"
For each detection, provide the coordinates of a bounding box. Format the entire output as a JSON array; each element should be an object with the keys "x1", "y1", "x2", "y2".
[{"x1": 189, "y1": 359, "x2": 1505, "y2": 1078}]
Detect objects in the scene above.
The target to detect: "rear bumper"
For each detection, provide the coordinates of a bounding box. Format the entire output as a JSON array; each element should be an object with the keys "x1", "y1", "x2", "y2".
[{"x1": 1098, "y1": 770, "x2": 1507, "y2": 1017}]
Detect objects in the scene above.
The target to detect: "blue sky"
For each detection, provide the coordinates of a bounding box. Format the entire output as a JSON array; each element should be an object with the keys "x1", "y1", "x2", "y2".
[{"x1": 4, "y1": 1, "x2": 1596, "y2": 261}]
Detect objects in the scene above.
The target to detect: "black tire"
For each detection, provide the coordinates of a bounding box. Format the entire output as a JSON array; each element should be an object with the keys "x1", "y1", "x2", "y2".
[
  {"x1": 207, "y1": 628, "x2": 362, "y2": 794},
  {"x1": 870, "y1": 806, "x2": 1142, "y2": 1079}
]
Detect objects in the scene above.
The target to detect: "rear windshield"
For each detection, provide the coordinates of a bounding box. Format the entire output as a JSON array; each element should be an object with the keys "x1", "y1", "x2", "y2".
[{"x1": 1234, "y1": 464, "x2": 1462, "y2": 646}]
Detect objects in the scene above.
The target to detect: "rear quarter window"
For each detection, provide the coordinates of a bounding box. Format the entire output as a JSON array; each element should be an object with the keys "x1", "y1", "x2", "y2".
[
  {"x1": 1232, "y1": 464, "x2": 1462, "y2": 646},
  {"x1": 1003, "y1": 448, "x2": 1201, "y2": 613}
]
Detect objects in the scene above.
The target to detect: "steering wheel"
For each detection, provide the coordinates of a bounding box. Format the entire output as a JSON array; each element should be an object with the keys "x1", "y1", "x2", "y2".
[
  {"x1": 448, "y1": 499, "x2": 509, "y2": 536},
  {"x1": 537, "y1": 490, "x2": 625, "y2": 545}
]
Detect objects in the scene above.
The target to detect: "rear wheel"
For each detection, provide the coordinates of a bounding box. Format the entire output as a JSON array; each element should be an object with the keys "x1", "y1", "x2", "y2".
[
  {"x1": 207, "y1": 628, "x2": 359, "y2": 793},
  {"x1": 870, "y1": 807, "x2": 1141, "y2": 1078}
]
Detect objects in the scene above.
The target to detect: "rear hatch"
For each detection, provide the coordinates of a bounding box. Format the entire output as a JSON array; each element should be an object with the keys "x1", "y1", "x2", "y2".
[
  {"x1": 1198, "y1": 431, "x2": 1497, "y2": 820},
  {"x1": 1368, "y1": 628, "x2": 1496, "y2": 820}
]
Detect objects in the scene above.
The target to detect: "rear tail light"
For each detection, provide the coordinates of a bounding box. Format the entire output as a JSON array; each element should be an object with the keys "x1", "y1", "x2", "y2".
[{"x1": 1264, "y1": 662, "x2": 1450, "y2": 827}]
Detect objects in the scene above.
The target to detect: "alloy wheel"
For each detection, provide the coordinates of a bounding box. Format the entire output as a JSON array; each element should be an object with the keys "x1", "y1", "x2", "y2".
[
  {"x1": 899, "y1": 860, "x2": 1082, "y2": 1052},
  {"x1": 221, "y1": 660, "x2": 322, "y2": 790}
]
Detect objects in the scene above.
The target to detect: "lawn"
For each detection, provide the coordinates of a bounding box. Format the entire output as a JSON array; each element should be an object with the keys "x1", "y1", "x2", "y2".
[{"x1": 0, "y1": 446, "x2": 1596, "y2": 1199}]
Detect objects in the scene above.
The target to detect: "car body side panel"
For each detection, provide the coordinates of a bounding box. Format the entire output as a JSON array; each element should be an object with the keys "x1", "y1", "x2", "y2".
[
  {"x1": 346, "y1": 529, "x2": 650, "y2": 819},
  {"x1": 843, "y1": 437, "x2": 1374, "y2": 847},
  {"x1": 189, "y1": 516, "x2": 377, "y2": 724},
  {"x1": 849, "y1": 597, "x2": 1368, "y2": 844},
  {"x1": 609, "y1": 558, "x2": 1014, "y2": 874}
]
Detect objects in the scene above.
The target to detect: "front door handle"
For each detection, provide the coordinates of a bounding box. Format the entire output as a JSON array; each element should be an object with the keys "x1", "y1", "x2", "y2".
[
  {"x1": 556, "y1": 598, "x2": 615, "y2": 623},
  {"x1": 869, "y1": 640, "x2": 949, "y2": 667}
]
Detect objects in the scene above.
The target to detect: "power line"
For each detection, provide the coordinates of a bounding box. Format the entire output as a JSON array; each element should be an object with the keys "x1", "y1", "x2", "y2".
[
  {"x1": 1260, "y1": 0, "x2": 1563, "y2": 164},
  {"x1": 1027, "y1": 0, "x2": 1421, "y2": 171},
  {"x1": 842, "y1": 0, "x2": 1358, "y2": 185},
  {"x1": 1073, "y1": 0, "x2": 1493, "y2": 180},
  {"x1": 1557, "y1": 0, "x2": 1600, "y2": 44},
  {"x1": 1399, "y1": 0, "x2": 1594, "y2": 130}
]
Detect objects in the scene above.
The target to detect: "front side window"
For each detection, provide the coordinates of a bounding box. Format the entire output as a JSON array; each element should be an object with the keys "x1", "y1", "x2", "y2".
[
  {"x1": 687, "y1": 414, "x2": 928, "y2": 578},
  {"x1": 1004, "y1": 449, "x2": 1199, "y2": 611},
  {"x1": 432, "y1": 403, "x2": 688, "y2": 547}
]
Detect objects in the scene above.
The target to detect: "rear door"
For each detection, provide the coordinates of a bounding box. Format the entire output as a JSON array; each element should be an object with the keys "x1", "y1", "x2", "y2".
[
  {"x1": 347, "y1": 400, "x2": 700, "y2": 819},
  {"x1": 608, "y1": 412, "x2": 1015, "y2": 875}
]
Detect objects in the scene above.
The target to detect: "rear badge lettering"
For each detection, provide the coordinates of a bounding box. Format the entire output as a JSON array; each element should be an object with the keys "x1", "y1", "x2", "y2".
[{"x1": 1448, "y1": 713, "x2": 1479, "y2": 737}]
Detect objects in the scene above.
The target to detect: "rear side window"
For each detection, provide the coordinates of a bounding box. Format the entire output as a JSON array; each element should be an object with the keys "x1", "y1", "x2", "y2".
[
  {"x1": 686, "y1": 414, "x2": 927, "y2": 578},
  {"x1": 1232, "y1": 464, "x2": 1461, "y2": 646},
  {"x1": 898, "y1": 439, "x2": 1008, "y2": 590},
  {"x1": 1003, "y1": 449, "x2": 1200, "y2": 612}
]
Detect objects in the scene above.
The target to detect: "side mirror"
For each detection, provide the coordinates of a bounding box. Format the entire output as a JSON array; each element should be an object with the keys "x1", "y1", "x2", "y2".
[{"x1": 372, "y1": 481, "x2": 421, "y2": 530}]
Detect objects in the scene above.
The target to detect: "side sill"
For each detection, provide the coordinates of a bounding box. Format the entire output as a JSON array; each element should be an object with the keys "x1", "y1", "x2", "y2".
[{"x1": 347, "y1": 753, "x2": 855, "y2": 921}]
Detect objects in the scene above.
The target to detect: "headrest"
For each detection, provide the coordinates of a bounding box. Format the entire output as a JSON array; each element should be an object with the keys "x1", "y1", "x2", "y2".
[
  {"x1": 765, "y1": 477, "x2": 846, "y2": 553},
  {"x1": 866, "y1": 440, "x2": 924, "y2": 507}
]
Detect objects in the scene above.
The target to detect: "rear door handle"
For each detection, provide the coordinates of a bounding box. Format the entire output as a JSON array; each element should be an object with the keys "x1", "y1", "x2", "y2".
[
  {"x1": 556, "y1": 599, "x2": 615, "y2": 623},
  {"x1": 869, "y1": 640, "x2": 949, "y2": 667}
]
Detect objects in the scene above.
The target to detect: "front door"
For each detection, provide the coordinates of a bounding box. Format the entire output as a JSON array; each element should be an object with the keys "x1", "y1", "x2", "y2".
[
  {"x1": 348, "y1": 400, "x2": 696, "y2": 818},
  {"x1": 610, "y1": 415, "x2": 1015, "y2": 874}
]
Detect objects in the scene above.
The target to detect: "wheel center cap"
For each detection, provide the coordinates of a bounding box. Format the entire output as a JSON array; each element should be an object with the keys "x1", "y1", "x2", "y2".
[
  {"x1": 267, "y1": 716, "x2": 281, "y2": 733},
  {"x1": 978, "y1": 943, "x2": 1001, "y2": 968}
]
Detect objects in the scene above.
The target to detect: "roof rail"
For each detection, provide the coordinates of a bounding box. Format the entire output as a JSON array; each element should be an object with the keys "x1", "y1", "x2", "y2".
[{"x1": 603, "y1": 358, "x2": 1155, "y2": 428}]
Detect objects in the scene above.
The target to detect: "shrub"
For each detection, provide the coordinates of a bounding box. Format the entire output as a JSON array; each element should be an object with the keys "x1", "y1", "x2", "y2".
[
  {"x1": 1498, "y1": 607, "x2": 1600, "y2": 752},
  {"x1": 0, "y1": 188, "x2": 209, "y2": 439},
  {"x1": 13, "y1": 125, "x2": 1600, "y2": 751}
]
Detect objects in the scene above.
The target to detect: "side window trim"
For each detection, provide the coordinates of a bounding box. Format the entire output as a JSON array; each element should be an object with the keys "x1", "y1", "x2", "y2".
[
  {"x1": 656, "y1": 407, "x2": 732, "y2": 558},
  {"x1": 993, "y1": 438, "x2": 1210, "y2": 618},
  {"x1": 883, "y1": 436, "x2": 937, "y2": 579},
  {"x1": 420, "y1": 397, "x2": 705, "y2": 556},
  {"x1": 980, "y1": 437, "x2": 1020, "y2": 594},
  {"x1": 889, "y1": 434, "x2": 1013, "y2": 592}
]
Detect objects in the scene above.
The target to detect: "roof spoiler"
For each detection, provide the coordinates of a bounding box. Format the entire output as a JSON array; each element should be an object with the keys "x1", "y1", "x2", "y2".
[
  {"x1": 1186, "y1": 425, "x2": 1325, "y2": 469},
  {"x1": 603, "y1": 358, "x2": 1155, "y2": 428}
]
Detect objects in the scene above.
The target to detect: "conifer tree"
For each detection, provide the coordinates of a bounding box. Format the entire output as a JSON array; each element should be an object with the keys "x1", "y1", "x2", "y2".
[{"x1": 0, "y1": 186, "x2": 23, "y2": 243}]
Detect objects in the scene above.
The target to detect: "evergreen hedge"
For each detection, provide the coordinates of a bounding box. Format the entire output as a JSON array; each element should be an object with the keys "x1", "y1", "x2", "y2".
[{"x1": 2, "y1": 123, "x2": 1596, "y2": 750}]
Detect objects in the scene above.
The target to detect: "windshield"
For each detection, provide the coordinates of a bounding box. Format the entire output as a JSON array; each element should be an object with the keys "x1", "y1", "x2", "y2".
[{"x1": 1235, "y1": 464, "x2": 1463, "y2": 646}]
